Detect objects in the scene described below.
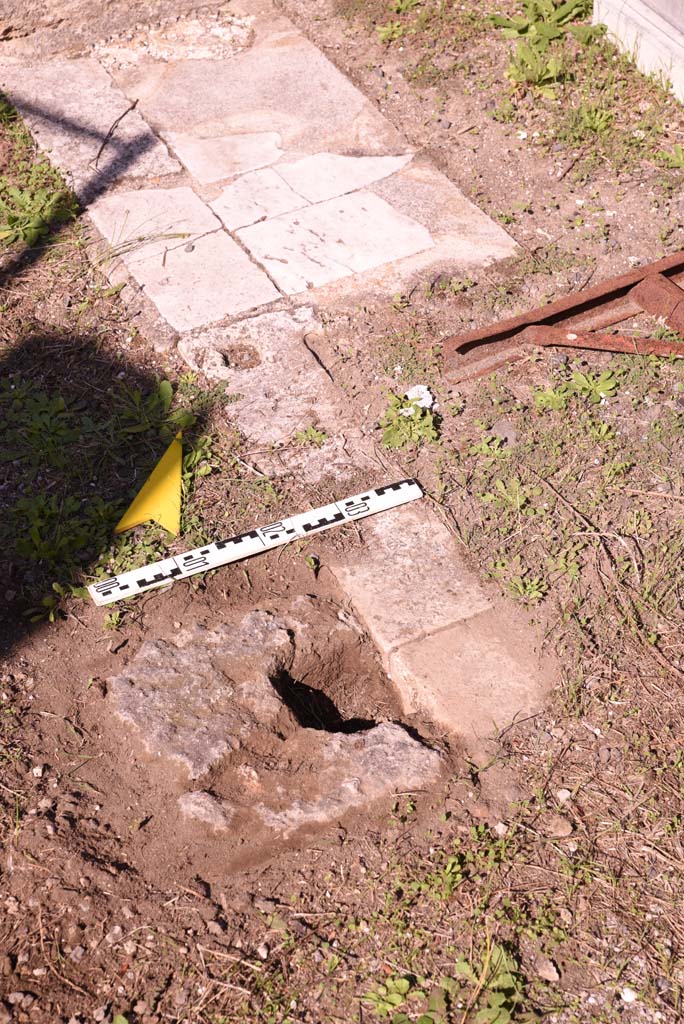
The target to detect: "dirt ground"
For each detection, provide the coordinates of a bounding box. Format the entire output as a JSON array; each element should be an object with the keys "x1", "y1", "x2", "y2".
[{"x1": 1, "y1": 2, "x2": 684, "y2": 1023}]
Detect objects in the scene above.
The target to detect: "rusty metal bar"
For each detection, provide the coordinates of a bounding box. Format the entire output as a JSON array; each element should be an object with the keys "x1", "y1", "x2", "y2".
[
  {"x1": 443, "y1": 251, "x2": 684, "y2": 382},
  {"x1": 522, "y1": 326, "x2": 684, "y2": 358}
]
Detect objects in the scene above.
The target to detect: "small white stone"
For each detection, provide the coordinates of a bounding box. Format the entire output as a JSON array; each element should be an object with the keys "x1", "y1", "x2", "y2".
[
  {"x1": 493, "y1": 822, "x2": 508, "y2": 837},
  {"x1": 556, "y1": 788, "x2": 572, "y2": 804},
  {"x1": 620, "y1": 987, "x2": 638, "y2": 1004},
  {"x1": 31, "y1": 765, "x2": 44, "y2": 778},
  {"x1": 257, "y1": 942, "x2": 269, "y2": 960}
]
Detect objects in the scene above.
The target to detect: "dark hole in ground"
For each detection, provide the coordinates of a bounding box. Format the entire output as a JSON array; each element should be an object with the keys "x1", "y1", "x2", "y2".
[{"x1": 272, "y1": 670, "x2": 376, "y2": 733}]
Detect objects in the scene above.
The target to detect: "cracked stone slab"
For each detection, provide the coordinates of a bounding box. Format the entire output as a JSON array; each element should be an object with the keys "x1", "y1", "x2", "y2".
[
  {"x1": 109, "y1": 20, "x2": 405, "y2": 155},
  {"x1": 95, "y1": 13, "x2": 255, "y2": 68},
  {"x1": 210, "y1": 168, "x2": 306, "y2": 230},
  {"x1": 237, "y1": 191, "x2": 434, "y2": 294},
  {"x1": 275, "y1": 152, "x2": 413, "y2": 204},
  {"x1": 89, "y1": 186, "x2": 280, "y2": 330},
  {"x1": 108, "y1": 612, "x2": 293, "y2": 779},
  {"x1": 0, "y1": 58, "x2": 181, "y2": 201},
  {"x1": 388, "y1": 608, "x2": 551, "y2": 745},
  {"x1": 330, "y1": 503, "x2": 492, "y2": 663},
  {"x1": 180, "y1": 723, "x2": 443, "y2": 837},
  {"x1": 257, "y1": 724, "x2": 443, "y2": 835},
  {"x1": 163, "y1": 130, "x2": 284, "y2": 185},
  {"x1": 178, "y1": 307, "x2": 350, "y2": 448}
]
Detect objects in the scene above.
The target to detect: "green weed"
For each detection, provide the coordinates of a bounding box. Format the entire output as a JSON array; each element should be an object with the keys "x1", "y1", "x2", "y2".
[
  {"x1": 379, "y1": 393, "x2": 439, "y2": 448},
  {"x1": 570, "y1": 368, "x2": 620, "y2": 403},
  {"x1": 362, "y1": 975, "x2": 423, "y2": 1017},
  {"x1": 490, "y1": 0, "x2": 598, "y2": 46},
  {"x1": 377, "y1": 20, "x2": 405, "y2": 43},
  {"x1": 505, "y1": 42, "x2": 564, "y2": 97},
  {"x1": 657, "y1": 143, "x2": 684, "y2": 168},
  {"x1": 482, "y1": 478, "x2": 542, "y2": 515},
  {"x1": 0, "y1": 93, "x2": 77, "y2": 247},
  {"x1": 293, "y1": 424, "x2": 327, "y2": 448},
  {"x1": 533, "y1": 383, "x2": 571, "y2": 413}
]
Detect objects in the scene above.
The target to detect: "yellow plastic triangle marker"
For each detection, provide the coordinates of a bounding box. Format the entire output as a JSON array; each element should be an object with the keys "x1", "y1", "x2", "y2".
[{"x1": 115, "y1": 432, "x2": 182, "y2": 536}]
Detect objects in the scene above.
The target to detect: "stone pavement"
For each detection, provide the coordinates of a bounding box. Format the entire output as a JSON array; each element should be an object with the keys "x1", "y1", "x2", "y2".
[
  {"x1": 0, "y1": 0, "x2": 516, "y2": 330},
  {"x1": 0, "y1": 2, "x2": 551, "y2": 776}
]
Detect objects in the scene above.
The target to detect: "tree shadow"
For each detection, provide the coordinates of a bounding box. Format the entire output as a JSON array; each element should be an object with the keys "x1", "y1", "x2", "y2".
[
  {"x1": 0, "y1": 90, "x2": 158, "y2": 292},
  {"x1": 0, "y1": 327, "x2": 209, "y2": 660}
]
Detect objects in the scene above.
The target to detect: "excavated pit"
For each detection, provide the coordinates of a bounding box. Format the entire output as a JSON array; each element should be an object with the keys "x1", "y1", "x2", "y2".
[{"x1": 104, "y1": 595, "x2": 446, "y2": 873}]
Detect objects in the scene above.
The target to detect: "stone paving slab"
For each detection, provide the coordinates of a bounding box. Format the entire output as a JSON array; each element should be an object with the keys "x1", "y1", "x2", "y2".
[
  {"x1": 89, "y1": 187, "x2": 280, "y2": 330},
  {"x1": 388, "y1": 609, "x2": 550, "y2": 745},
  {"x1": 330, "y1": 503, "x2": 492, "y2": 663},
  {"x1": 109, "y1": 612, "x2": 294, "y2": 779},
  {"x1": 237, "y1": 191, "x2": 434, "y2": 294},
  {"x1": 179, "y1": 723, "x2": 443, "y2": 838},
  {"x1": 178, "y1": 307, "x2": 349, "y2": 447},
  {"x1": 163, "y1": 130, "x2": 285, "y2": 185},
  {"x1": 210, "y1": 168, "x2": 306, "y2": 231},
  {"x1": 0, "y1": 58, "x2": 181, "y2": 201},
  {"x1": 108, "y1": 20, "x2": 404, "y2": 156},
  {"x1": 274, "y1": 152, "x2": 413, "y2": 205},
  {"x1": 2, "y1": 0, "x2": 517, "y2": 330}
]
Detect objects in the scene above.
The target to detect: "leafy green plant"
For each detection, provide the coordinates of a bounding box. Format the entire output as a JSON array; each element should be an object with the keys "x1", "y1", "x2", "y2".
[
  {"x1": 293, "y1": 424, "x2": 327, "y2": 447},
  {"x1": 468, "y1": 435, "x2": 509, "y2": 460},
  {"x1": 362, "y1": 975, "x2": 424, "y2": 1018},
  {"x1": 533, "y1": 383, "x2": 571, "y2": 412},
  {"x1": 579, "y1": 102, "x2": 614, "y2": 134},
  {"x1": 653, "y1": 324, "x2": 684, "y2": 343},
  {"x1": 505, "y1": 41, "x2": 564, "y2": 97},
  {"x1": 391, "y1": 0, "x2": 420, "y2": 12},
  {"x1": 507, "y1": 574, "x2": 550, "y2": 604},
  {"x1": 491, "y1": 0, "x2": 600, "y2": 46},
  {"x1": 379, "y1": 393, "x2": 439, "y2": 448},
  {"x1": 24, "y1": 582, "x2": 84, "y2": 623},
  {"x1": 657, "y1": 143, "x2": 684, "y2": 169},
  {"x1": 182, "y1": 435, "x2": 219, "y2": 495},
  {"x1": 377, "y1": 20, "x2": 405, "y2": 43},
  {"x1": 104, "y1": 610, "x2": 123, "y2": 631},
  {"x1": 482, "y1": 478, "x2": 542, "y2": 516},
  {"x1": 0, "y1": 173, "x2": 77, "y2": 246},
  {"x1": 452, "y1": 942, "x2": 528, "y2": 1024},
  {"x1": 570, "y1": 369, "x2": 619, "y2": 403}
]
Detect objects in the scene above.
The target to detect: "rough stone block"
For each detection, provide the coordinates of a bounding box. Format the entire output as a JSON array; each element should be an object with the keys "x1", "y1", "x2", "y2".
[
  {"x1": 178, "y1": 307, "x2": 349, "y2": 446},
  {"x1": 88, "y1": 187, "x2": 280, "y2": 330},
  {"x1": 330, "y1": 503, "x2": 492, "y2": 663},
  {"x1": 163, "y1": 130, "x2": 284, "y2": 184},
  {"x1": 257, "y1": 723, "x2": 443, "y2": 834},
  {"x1": 388, "y1": 609, "x2": 550, "y2": 744},
  {"x1": 237, "y1": 191, "x2": 434, "y2": 294},
  {"x1": 0, "y1": 58, "x2": 180, "y2": 201},
  {"x1": 275, "y1": 152, "x2": 412, "y2": 204},
  {"x1": 210, "y1": 167, "x2": 305, "y2": 230},
  {"x1": 179, "y1": 791, "x2": 235, "y2": 830},
  {"x1": 108, "y1": 612, "x2": 294, "y2": 779}
]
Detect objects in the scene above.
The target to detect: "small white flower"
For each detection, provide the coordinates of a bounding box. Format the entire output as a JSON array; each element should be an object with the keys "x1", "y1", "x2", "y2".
[
  {"x1": 516, "y1": 130, "x2": 528, "y2": 140},
  {"x1": 404, "y1": 384, "x2": 434, "y2": 409}
]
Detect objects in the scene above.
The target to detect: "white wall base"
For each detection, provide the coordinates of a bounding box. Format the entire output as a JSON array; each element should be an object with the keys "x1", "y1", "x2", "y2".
[{"x1": 594, "y1": 0, "x2": 684, "y2": 103}]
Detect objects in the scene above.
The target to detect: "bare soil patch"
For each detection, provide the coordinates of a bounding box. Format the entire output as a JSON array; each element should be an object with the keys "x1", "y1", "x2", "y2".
[{"x1": 2, "y1": 2, "x2": 684, "y2": 1023}]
